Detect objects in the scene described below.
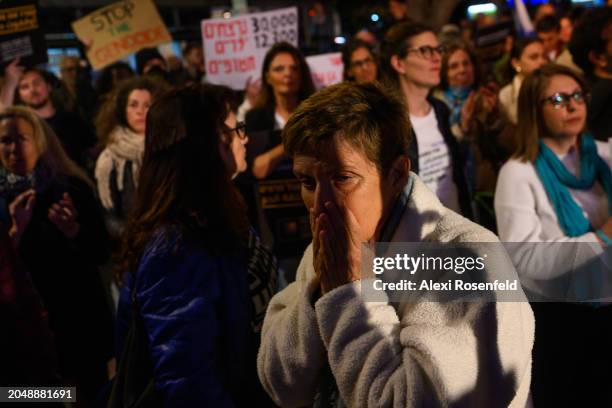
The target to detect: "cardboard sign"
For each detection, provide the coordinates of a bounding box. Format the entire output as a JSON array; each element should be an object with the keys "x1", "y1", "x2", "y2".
[
  {"x1": 306, "y1": 52, "x2": 343, "y2": 90},
  {"x1": 71, "y1": 0, "x2": 172, "y2": 70},
  {"x1": 202, "y1": 7, "x2": 298, "y2": 90},
  {"x1": 0, "y1": 0, "x2": 47, "y2": 66}
]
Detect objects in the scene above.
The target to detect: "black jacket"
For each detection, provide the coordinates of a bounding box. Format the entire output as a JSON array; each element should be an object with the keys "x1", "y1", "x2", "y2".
[
  {"x1": 587, "y1": 76, "x2": 612, "y2": 142},
  {"x1": 14, "y1": 176, "x2": 114, "y2": 401}
]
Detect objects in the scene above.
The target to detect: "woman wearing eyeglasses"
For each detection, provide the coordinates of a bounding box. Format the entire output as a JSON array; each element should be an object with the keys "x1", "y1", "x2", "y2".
[
  {"x1": 114, "y1": 84, "x2": 277, "y2": 406},
  {"x1": 495, "y1": 64, "x2": 612, "y2": 406},
  {"x1": 380, "y1": 21, "x2": 473, "y2": 219},
  {"x1": 496, "y1": 64, "x2": 611, "y2": 249},
  {"x1": 341, "y1": 38, "x2": 379, "y2": 83}
]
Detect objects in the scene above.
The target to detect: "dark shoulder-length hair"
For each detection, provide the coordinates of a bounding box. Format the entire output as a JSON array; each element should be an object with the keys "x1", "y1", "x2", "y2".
[
  {"x1": 94, "y1": 62, "x2": 135, "y2": 97},
  {"x1": 514, "y1": 63, "x2": 588, "y2": 162},
  {"x1": 118, "y1": 83, "x2": 250, "y2": 279},
  {"x1": 341, "y1": 38, "x2": 378, "y2": 81},
  {"x1": 379, "y1": 20, "x2": 435, "y2": 89},
  {"x1": 439, "y1": 40, "x2": 481, "y2": 90},
  {"x1": 254, "y1": 42, "x2": 315, "y2": 111},
  {"x1": 95, "y1": 76, "x2": 168, "y2": 145}
]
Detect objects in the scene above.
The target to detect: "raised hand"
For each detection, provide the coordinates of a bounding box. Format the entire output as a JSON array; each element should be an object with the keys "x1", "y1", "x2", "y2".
[
  {"x1": 4, "y1": 58, "x2": 25, "y2": 86},
  {"x1": 460, "y1": 91, "x2": 477, "y2": 134},
  {"x1": 245, "y1": 76, "x2": 262, "y2": 106},
  {"x1": 48, "y1": 193, "x2": 80, "y2": 239},
  {"x1": 8, "y1": 189, "x2": 36, "y2": 244}
]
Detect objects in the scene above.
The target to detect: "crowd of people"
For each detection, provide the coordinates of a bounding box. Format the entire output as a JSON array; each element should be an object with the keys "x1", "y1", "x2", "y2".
[{"x1": 1, "y1": 1, "x2": 612, "y2": 407}]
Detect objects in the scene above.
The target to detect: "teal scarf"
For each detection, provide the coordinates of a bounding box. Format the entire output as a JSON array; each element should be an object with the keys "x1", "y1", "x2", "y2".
[
  {"x1": 535, "y1": 134, "x2": 612, "y2": 237},
  {"x1": 443, "y1": 86, "x2": 472, "y2": 128}
]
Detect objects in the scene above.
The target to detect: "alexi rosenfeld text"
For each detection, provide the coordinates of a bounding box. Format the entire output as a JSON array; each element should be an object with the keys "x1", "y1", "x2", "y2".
[{"x1": 370, "y1": 254, "x2": 519, "y2": 292}]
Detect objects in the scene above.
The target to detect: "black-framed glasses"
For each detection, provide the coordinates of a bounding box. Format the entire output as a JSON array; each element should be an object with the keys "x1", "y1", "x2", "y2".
[
  {"x1": 350, "y1": 56, "x2": 375, "y2": 69},
  {"x1": 224, "y1": 121, "x2": 247, "y2": 140},
  {"x1": 541, "y1": 91, "x2": 588, "y2": 109},
  {"x1": 406, "y1": 45, "x2": 446, "y2": 59}
]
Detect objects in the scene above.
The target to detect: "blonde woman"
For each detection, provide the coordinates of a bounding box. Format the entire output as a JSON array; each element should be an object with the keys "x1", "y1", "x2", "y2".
[{"x1": 0, "y1": 106, "x2": 113, "y2": 404}]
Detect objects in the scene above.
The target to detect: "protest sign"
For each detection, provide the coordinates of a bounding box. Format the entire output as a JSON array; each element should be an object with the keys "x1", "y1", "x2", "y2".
[
  {"x1": 71, "y1": 0, "x2": 172, "y2": 70},
  {"x1": 0, "y1": 0, "x2": 47, "y2": 66},
  {"x1": 202, "y1": 7, "x2": 298, "y2": 90},
  {"x1": 306, "y1": 52, "x2": 343, "y2": 90}
]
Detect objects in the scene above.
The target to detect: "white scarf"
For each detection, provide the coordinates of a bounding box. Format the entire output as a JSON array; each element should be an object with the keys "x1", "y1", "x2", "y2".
[{"x1": 95, "y1": 126, "x2": 144, "y2": 210}]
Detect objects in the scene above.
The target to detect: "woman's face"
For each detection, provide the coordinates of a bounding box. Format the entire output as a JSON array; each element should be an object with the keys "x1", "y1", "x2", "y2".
[
  {"x1": 266, "y1": 52, "x2": 301, "y2": 98},
  {"x1": 515, "y1": 42, "x2": 547, "y2": 76},
  {"x1": 293, "y1": 137, "x2": 401, "y2": 243},
  {"x1": 541, "y1": 74, "x2": 586, "y2": 140},
  {"x1": 394, "y1": 31, "x2": 442, "y2": 89},
  {"x1": 446, "y1": 49, "x2": 474, "y2": 88},
  {"x1": 348, "y1": 47, "x2": 378, "y2": 83},
  {"x1": 126, "y1": 89, "x2": 152, "y2": 135},
  {"x1": 0, "y1": 118, "x2": 39, "y2": 175},
  {"x1": 220, "y1": 110, "x2": 248, "y2": 178}
]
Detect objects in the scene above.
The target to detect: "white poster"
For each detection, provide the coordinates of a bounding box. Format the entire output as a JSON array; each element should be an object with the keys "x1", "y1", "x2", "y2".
[
  {"x1": 202, "y1": 7, "x2": 298, "y2": 90},
  {"x1": 306, "y1": 52, "x2": 343, "y2": 90}
]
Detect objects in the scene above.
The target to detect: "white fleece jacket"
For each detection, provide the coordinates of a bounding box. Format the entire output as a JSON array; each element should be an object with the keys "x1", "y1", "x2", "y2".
[{"x1": 258, "y1": 175, "x2": 534, "y2": 407}]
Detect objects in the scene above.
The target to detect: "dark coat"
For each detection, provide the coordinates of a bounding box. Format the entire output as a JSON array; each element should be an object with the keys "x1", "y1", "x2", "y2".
[
  {"x1": 13, "y1": 176, "x2": 114, "y2": 399},
  {"x1": 104, "y1": 160, "x2": 137, "y2": 240},
  {"x1": 0, "y1": 223, "x2": 60, "y2": 386},
  {"x1": 116, "y1": 227, "x2": 271, "y2": 407},
  {"x1": 587, "y1": 76, "x2": 612, "y2": 142}
]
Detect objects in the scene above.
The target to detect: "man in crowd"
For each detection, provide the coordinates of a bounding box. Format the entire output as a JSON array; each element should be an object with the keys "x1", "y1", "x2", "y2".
[
  {"x1": 569, "y1": 7, "x2": 612, "y2": 141},
  {"x1": 183, "y1": 42, "x2": 206, "y2": 83},
  {"x1": 0, "y1": 62, "x2": 96, "y2": 169},
  {"x1": 536, "y1": 15, "x2": 564, "y2": 61},
  {"x1": 135, "y1": 47, "x2": 167, "y2": 77}
]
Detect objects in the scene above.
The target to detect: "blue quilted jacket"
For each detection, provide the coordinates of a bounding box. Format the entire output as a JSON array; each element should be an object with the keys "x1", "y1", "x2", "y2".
[{"x1": 116, "y1": 228, "x2": 251, "y2": 407}]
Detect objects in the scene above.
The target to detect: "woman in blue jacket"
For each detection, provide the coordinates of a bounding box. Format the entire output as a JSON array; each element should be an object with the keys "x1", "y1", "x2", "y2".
[{"x1": 115, "y1": 84, "x2": 276, "y2": 407}]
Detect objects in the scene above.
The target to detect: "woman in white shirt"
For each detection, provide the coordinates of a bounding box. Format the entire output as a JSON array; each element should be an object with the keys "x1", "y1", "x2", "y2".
[
  {"x1": 495, "y1": 63, "x2": 612, "y2": 407},
  {"x1": 498, "y1": 38, "x2": 547, "y2": 124}
]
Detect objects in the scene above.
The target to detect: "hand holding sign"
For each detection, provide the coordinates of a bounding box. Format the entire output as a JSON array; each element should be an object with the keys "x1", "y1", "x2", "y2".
[
  {"x1": 202, "y1": 7, "x2": 298, "y2": 90},
  {"x1": 4, "y1": 58, "x2": 24, "y2": 86}
]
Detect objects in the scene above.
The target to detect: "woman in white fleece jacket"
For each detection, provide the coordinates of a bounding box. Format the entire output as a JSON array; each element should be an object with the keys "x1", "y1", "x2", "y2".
[{"x1": 258, "y1": 82, "x2": 534, "y2": 407}]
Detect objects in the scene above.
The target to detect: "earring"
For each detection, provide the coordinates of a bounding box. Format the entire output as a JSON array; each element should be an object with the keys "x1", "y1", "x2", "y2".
[{"x1": 515, "y1": 66, "x2": 522, "y2": 73}]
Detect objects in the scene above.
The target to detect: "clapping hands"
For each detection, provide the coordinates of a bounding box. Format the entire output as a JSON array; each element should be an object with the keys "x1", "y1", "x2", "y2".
[
  {"x1": 48, "y1": 193, "x2": 80, "y2": 239},
  {"x1": 8, "y1": 189, "x2": 36, "y2": 244}
]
